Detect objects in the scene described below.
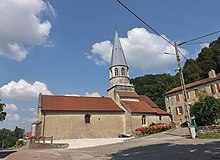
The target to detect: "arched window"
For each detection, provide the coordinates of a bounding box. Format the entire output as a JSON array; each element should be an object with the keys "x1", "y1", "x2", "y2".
[
  {"x1": 142, "y1": 115, "x2": 146, "y2": 125},
  {"x1": 121, "y1": 67, "x2": 125, "y2": 76},
  {"x1": 85, "y1": 114, "x2": 91, "y2": 124},
  {"x1": 115, "y1": 68, "x2": 119, "y2": 76}
]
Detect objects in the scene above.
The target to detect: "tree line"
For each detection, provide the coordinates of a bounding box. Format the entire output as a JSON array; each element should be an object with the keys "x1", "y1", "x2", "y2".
[
  {"x1": 131, "y1": 36, "x2": 220, "y2": 109},
  {"x1": 0, "y1": 127, "x2": 24, "y2": 149}
]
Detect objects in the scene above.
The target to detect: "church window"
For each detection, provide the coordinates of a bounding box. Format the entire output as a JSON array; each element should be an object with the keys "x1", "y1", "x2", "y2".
[
  {"x1": 121, "y1": 67, "x2": 125, "y2": 76},
  {"x1": 142, "y1": 115, "x2": 146, "y2": 125},
  {"x1": 115, "y1": 68, "x2": 119, "y2": 76},
  {"x1": 85, "y1": 114, "x2": 91, "y2": 124}
]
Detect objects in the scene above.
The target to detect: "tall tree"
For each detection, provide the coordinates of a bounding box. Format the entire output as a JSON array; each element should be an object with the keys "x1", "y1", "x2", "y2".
[
  {"x1": 14, "y1": 127, "x2": 24, "y2": 139},
  {"x1": 196, "y1": 47, "x2": 216, "y2": 79},
  {"x1": 0, "y1": 100, "x2": 6, "y2": 121},
  {"x1": 209, "y1": 37, "x2": 220, "y2": 73},
  {"x1": 183, "y1": 59, "x2": 201, "y2": 84},
  {"x1": 131, "y1": 74, "x2": 178, "y2": 109}
]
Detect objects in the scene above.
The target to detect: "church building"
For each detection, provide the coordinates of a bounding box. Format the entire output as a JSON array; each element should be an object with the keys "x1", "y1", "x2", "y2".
[{"x1": 33, "y1": 30, "x2": 171, "y2": 139}]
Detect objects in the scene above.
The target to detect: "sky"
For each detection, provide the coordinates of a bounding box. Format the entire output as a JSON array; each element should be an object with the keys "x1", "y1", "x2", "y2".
[{"x1": 1, "y1": 0, "x2": 220, "y2": 131}]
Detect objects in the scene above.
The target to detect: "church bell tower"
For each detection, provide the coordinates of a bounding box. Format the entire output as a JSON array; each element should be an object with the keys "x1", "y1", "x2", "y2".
[{"x1": 107, "y1": 29, "x2": 135, "y2": 100}]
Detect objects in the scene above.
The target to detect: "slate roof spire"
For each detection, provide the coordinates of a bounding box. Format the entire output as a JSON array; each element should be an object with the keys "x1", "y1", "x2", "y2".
[{"x1": 110, "y1": 30, "x2": 127, "y2": 67}]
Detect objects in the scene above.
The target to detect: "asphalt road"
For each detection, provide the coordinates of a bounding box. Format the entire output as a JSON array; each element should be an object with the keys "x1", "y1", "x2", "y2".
[{"x1": 5, "y1": 128, "x2": 220, "y2": 160}]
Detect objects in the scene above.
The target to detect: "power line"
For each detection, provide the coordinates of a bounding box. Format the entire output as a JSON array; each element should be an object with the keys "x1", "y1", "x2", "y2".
[
  {"x1": 116, "y1": 0, "x2": 173, "y2": 47},
  {"x1": 180, "y1": 42, "x2": 210, "y2": 46},
  {"x1": 116, "y1": 0, "x2": 187, "y2": 59},
  {"x1": 178, "y1": 30, "x2": 220, "y2": 46}
]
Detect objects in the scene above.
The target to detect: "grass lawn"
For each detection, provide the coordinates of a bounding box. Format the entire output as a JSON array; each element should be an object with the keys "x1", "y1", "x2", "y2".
[{"x1": 197, "y1": 133, "x2": 220, "y2": 139}]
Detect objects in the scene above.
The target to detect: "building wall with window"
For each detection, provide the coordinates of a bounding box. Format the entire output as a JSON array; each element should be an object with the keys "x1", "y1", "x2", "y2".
[
  {"x1": 41, "y1": 111, "x2": 124, "y2": 139},
  {"x1": 165, "y1": 70, "x2": 220, "y2": 126},
  {"x1": 34, "y1": 93, "x2": 171, "y2": 139},
  {"x1": 131, "y1": 114, "x2": 170, "y2": 131}
]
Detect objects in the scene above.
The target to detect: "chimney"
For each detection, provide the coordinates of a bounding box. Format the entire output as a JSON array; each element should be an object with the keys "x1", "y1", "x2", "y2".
[{"x1": 208, "y1": 69, "x2": 217, "y2": 78}]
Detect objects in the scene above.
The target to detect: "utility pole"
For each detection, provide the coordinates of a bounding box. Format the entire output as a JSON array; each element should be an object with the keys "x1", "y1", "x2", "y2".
[{"x1": 174, "y1": 42, "x2": 196, "y2": 138}]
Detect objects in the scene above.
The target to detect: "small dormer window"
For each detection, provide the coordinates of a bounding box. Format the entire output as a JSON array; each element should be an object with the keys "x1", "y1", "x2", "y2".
[
  {"x1": 115, "y1": 68, "x2": 119, "y2": 76},
  {"x1": 121, "y1": 67, "x2": 125, "y2": 76}
]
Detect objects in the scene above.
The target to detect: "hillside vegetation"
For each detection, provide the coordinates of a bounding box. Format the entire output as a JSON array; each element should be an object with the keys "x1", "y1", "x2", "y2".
[{"x1": 131, "y1": 36, "x2": 220, "y2": 109}]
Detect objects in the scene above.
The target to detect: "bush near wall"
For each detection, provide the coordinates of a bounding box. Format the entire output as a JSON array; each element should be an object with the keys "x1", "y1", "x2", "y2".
[{"x1": 135, "y1": 123, "x2": 175, "y2": 137}]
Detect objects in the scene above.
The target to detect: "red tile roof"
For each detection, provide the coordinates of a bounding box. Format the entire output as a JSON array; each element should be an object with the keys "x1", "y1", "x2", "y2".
[
  {"x1": 139, "y1": 95, "x2": 170, "y2": 115},
  {"x1": 139, "y1": 95, "x2": 158, "y2": 108},
  {"x1": 121, "y1": 101, "x2": 156, "y2": 114},
  {"x1": 41, "y1": 95, "x2": 124, "y2": 112},
  {"x1": 165, "y1": 75, "x2": 220, "y2": 95},
  {"x1": 152, "y1": 107, "x2": 170, "y2": 115},
  {"x1": 117, "y1": 91, "x2": 139, "y2": 98}
]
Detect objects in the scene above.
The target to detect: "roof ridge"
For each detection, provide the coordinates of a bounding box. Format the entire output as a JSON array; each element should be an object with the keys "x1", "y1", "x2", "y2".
[
  {"x1": 165, "y1": 74, "x2": 220, "y2": 95},
  {"x1": 42, "y1": 95, "x2": 110, "y2": 99}
]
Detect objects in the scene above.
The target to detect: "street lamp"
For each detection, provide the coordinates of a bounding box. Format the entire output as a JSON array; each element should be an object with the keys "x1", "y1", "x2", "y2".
[{"x1": 165, "y1": 42, "x2": 196, "y2": 138}]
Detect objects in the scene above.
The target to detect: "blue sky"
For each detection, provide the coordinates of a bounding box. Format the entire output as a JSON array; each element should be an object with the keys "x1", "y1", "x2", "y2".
[{"x1": 1, "y1": 0, "x2": 220, "y2": 131}]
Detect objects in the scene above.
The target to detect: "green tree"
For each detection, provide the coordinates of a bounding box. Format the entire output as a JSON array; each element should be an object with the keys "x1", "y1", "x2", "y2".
[
  {"x1": 191, "y1": 96, "x2": 220, "y2": 126},
  {"x1": 131, "y1": 73, "x2": 178, "y2": 109},
  {"x1": 0, "y1": 100, "x2": 7, "y2": 121},
  {"x1": 0, "y1": 128, "x2": 17, "y2": 149},
  {"x1": 14, "y1": 126, "x2": 24, "y2": 139},
  {"x1": 183, "y1": 59, "x2": 201, "y2": 84},
  {"x1": 196, "y1": 47, "x2": 216, "y2": 79},
  {"x1": 0, "y1": 127, "x2": 24, "y2": 149},
  {"x1": 209, "y1": 37, "x2": 220, "y2": 73}
]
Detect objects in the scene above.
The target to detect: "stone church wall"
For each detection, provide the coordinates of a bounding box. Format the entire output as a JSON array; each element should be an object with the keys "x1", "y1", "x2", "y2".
[
  {"x1": 131, "y1": 114, "x2": 171, "y2": 134},
  {"x1": 41, "y1": 111, "x2": 125, "y2": 140}
]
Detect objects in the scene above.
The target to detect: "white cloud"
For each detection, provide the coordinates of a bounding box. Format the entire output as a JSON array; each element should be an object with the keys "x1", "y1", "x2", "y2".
[
  {"x1": 6, "y1": 114, "x2": 21, "y2": 122},
  {"x1": 90, "y1": 40, "x2": 112, "y2": 65},
  {"x1": 5, "y1": 103, "x2": 18, "y2": 111},
  {"x1": 0, "y1": 0, "x2": 54, "y2": 61},
  {"x1": 0, "y1": 79, "x2": 52, "y2": 100},
  {"x1": 200, "y1": 43, "x2": 209, "y2": 48},
  {"x1": 43, "y1": 40, "x2": 56, "y2": 48},
  {"x1": 65, "y1": 92, "x2": 101, "y2": 97},
  {"x1": 88, "y1": 28, "x2": 187, "y2": 71},
  {"x1": 28, "y1": 107, "x2": 36, "y2": 112},
  {"x1": 64, "y1": 94, "x2": 80, "y2": 96},
  {"x1": 192, "y1": 43, "x2": 210, "y2": 59},
  {"x1": 85, "y1": 92, "x2": 101, "y2": 97},
  {"x1": 27, "y1": 107, "x2": 37, "y2": 123}
]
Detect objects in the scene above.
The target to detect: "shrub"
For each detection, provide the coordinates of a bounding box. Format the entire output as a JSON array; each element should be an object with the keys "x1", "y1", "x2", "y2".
[
  {"x1": 191, "y1": 96, "x2": 220, "y2": 126},
  {"x1": 135, "y1": 123, "x2": 174, "y2": 136}
]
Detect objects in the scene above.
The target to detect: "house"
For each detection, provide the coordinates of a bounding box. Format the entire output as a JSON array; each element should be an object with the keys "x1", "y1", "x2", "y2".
[
  {"x1": 164, "y1": 69, "x2": 220, "y2": 126},
  {"x1": 33, "y1": 29, "x2": 171, "y2": 139}
]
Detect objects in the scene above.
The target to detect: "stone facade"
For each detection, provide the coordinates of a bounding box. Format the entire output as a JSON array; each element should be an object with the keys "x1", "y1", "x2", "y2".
[
  {"x1": 41, "y1": 111, "x2": 125, "y2": 139},
  {"x1": 197, "y1": 125, "x2": 220, "y2": 135},
  {"x1": 165, "y1": 70, "x2": 220, "y2": 126}
]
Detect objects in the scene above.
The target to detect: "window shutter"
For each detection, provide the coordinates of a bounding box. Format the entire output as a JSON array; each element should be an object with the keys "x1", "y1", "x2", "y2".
[{"x1": 217, "y1": 83, "x2": 220, "y2": 92}]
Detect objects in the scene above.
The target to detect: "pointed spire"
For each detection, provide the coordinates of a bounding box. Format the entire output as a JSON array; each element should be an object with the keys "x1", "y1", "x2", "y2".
[{"x1": 110, "y1": 30, "x2": 127, "y2": 67}]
